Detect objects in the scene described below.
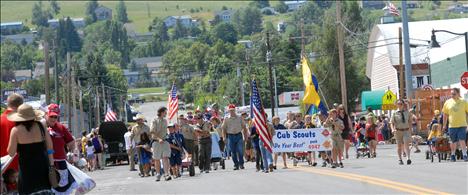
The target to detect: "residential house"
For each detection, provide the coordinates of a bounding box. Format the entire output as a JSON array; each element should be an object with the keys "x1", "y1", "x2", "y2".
[
  {"x1": 132, "y1": 57, "x2": 163, "y2": 72},
  {"x1": 123, "y1": 69, "x2": 140, "y2": 87},
  {"x1": 406, "y1": 1, "x2": 421, "y2": 9},
  {"x1": 284, "y1": 1, "x2": 307, "y2": 12},
  {"x1": 48, "y1": 18, "x2": 86, "y2": 29},
  {"x1": 1, "y1": 22, "x2": 23, "y2": 34},
  {"x1": 95, "y1": 6, "x2": 113, "y2": 21},
  {"x1": 447, "y1": 3, "x2": 468, "y2": 14},
  {"x1": 277, "y1": 21, "x2": 286, "y2": 33},
  {"x1": 14, "y1": 69, "x2": 32, "y2": 82},
  {"x1": 164, "y1": 15, "x2": 194, "y2": 28},
  {"x1": 359, "y1": 0, "x2": 386, "y2": 9},
  {"x1": 214, "y1": 10, "x2": 235, "y2": 23},
  {"x1": 366, "y1": 18, "x2": 468, "y2": 99},
  {"x1": 0, "y1": 33, "x2": 35, "y2": 44},
  {"x1": 33, "y1": 62, "x2": 54, "y2": 79}
]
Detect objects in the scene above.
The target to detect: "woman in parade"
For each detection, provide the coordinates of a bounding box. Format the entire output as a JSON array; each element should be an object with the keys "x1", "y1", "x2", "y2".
[
  {"x1": 7, "y1": 104, "x2": 54, "y2": 194},
  {"x1": 365, "y1": 115, "x2": 378, "y2": 157},
  {"x1": 337, "y1": 105, "x2": 353, "y2": 159},
  {"x1": 46, "y1": 104, "x2": 78, "y2": 194},
  {"x1": 272, "y1": 116, "x2": 288, "y2": 169}
]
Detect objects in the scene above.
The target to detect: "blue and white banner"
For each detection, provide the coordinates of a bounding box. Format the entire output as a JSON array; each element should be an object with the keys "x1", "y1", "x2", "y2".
[{"x1": 272, "y1": 128, "x2": 332, "y2": 152}]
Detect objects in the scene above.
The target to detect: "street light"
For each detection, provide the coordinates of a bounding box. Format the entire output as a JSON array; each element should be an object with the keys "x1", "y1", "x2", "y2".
[{"x1": 430, "y1": 29, "x2": 468, "y2": 71}]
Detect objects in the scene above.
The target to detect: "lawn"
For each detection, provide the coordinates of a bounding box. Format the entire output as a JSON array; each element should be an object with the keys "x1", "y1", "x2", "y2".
[
  {"x1": 1, "y1": 1, "x2": 251, "y2": 33},
  {"x1": 128, "y1": 87, "x2": 165, "y2": 94}
]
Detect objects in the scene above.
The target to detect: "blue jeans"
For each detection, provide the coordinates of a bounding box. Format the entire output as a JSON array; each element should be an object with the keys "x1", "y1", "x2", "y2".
[
  {"x1": 259, "y1": 140, "x2": 272, "y2": 171},
  {"x1": 228, "y1": 133, "x2": 244, "y2": 167}
]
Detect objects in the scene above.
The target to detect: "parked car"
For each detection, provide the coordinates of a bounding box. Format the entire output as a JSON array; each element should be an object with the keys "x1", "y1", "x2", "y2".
[{"x1": 99, "y1": 121, "x2": 128, "y2": 166}]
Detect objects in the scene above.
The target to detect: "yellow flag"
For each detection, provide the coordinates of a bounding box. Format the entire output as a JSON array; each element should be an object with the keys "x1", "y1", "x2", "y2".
[{"x1": 302, "y1": 56, "x2": 321, "y2": 106}]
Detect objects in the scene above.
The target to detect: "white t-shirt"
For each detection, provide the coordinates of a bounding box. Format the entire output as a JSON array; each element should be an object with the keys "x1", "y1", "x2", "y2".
[
  {"x1": 124, "y1": 131, "x2": 134, "y2": 150},
  {"x1": 86, "y1": 145, "x2": 94, "y2": 155}
]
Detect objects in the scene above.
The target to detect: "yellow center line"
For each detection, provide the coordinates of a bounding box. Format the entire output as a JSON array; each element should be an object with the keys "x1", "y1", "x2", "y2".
[{"x1": 290, "y1": 164, "x2": 453, "y2": 195}]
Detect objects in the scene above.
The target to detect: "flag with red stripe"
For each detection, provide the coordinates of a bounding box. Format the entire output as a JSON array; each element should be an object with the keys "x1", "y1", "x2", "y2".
[
  {"x1": 167, "y1": 83, "x2": 178, "y2": 121},
  {"x1": 250, "y1": 79, "x2": 273, "y2": 153},
  {"x1": 387, "y1": 1, "x2": 400, "y2": 16},
  {"x1": 104, "y1": 104, "x2": 117, "y2": 122}
]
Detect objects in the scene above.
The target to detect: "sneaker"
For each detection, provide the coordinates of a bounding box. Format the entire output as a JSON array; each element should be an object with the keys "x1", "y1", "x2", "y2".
[
  {"x1": 156, "y1": 174, "x2": 162, "y2": 182},
  {"x1": 205, "y1": 170, "x2": 209, "y2": 173},
  {"x1": 398, "y1": 160, "x2": 404, "y2": 165},
  {"x1": 164, "y1": 175, "x2": 172, "y2": 181},
  {"x1": 407, "y1": 159, "x2": 412, "y2": 165},
  {"x1": 233, "y1": 166, "x2": 239, "y2": 170},
  {"x1": 273, "y1": 165, "x2": 277, "y2": 170},
  {"x1": 240, "y1": 165, "x2": 245, "y2": 170},
  {"x1": 345, "y1": 154, "x2": 349, "y2": 159},
  {"x1": 339, "y1": 162, "x2": 344, "y2": 168},
  {"x1": 312, "y1": 162, "x2": 317, "y2": 167},
  {"x1": 415, "y1": 149, "x2": 421, "y2": 153},
  {"x1": 331, "y1": 164, "x2": 336, "y2": 169},
  {"x1": 321, "y1": 162, "x2": 327, "y2": 167},
  {"x1": 463, "y1": 155, "x2": 468, "y2": 162},
  {"x1": 450, "y1": 155, "x2": 456, "y2": 162},
  {"x1": 269, "y1": 165, "x2": 274, "y2": 172}
]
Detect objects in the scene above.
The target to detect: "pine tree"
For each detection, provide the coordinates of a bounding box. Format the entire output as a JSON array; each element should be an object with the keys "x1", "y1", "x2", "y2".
[
  {"x1": 31, "y1": 2, "x2": 49, "y2": 27},
  {"x1": 116, "y1": 0, "x2": 129, "y2": 23},
  {"x1": 85, "y1": 0, "x2": 99, "y2": 24},
  {"x1": 50, "y1": 0, "x2": 61, "y2": 15},
  {"x1": 173, "y1": 19, "x2": 187, "y2": 40}
]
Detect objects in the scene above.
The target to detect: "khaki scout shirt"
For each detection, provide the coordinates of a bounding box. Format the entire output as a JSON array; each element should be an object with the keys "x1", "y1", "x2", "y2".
[
  {"x1": 390, "y1": 109, "x2": 411, "y2": 130},
  {"x1": 221, "y1": 115, "x2": 246, "y2": 135},
  {"x1": 196, "y1": 121, "x2": 211, "y2": 139},
  {"x1": 131, "y1": 124, "x2": 150, "y2": 144},
  {"x1": 324, "y1": 118, "x2": 344, "y2": 139},
  {"x1": 180, "y1": 124, "x2": 195, "y2": 140},
  {"x1": 150, "y1": 117, "x2": 168, "y2": 141}
]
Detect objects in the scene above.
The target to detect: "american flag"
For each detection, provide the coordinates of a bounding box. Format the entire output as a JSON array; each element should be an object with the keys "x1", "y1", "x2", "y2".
[
  {"x1": 167, "y1": 83, "x2": 178, "y2": 120},
  {"x1": 387, "y1": 1, "x2": 400, "y2": 16},
  {"x1": 104, "y1": 104, "x2": 117, "y2": 122},
  {"x1": 250, "y1": 79, "x2": 273, "y2": 153}
]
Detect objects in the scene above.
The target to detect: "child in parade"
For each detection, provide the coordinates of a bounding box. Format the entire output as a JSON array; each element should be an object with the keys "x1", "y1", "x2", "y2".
[
  {"x1": 1, "y1": 169, "x2": 18, "y2": 194},
  {"x1": 136, "y1": 132, "x2": 152, "y2": 177},
  {"x1": 365, "y1": 115, "x2": 378, "y2": 157},
  {"x1": 304, "y1": 115, "x2": 317, "y2": 167},
  {"x1": 209, "y1": 123, "x2": 223, "y2": 170},
  {"x1": 85, "y1": 140, "x2": 96, "y2": 171},
  {"x1": 324, "y1": 109, "x2": 344, "y2": 168},
  {"x1": 166, "y1": 124, "x2": 185, "y2": 178}
]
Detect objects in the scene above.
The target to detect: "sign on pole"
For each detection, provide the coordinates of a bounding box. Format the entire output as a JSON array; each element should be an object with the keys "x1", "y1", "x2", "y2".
[
  {"x1": 272, "y1": 128, "x2": 332, "y2": 152},
  {"x1": 461, "y1": 72, "x2": 468, "y2": 89},
  {"x1": 382, "y1": 90, "x2": 397, "y2": 110}
]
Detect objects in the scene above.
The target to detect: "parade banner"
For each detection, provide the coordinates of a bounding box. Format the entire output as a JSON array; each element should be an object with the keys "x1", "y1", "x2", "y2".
[{"x1": 272, "y1": 128, "x2": 332, "y2": 153}]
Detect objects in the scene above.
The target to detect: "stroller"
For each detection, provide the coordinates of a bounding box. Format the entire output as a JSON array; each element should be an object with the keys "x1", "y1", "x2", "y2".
[{"x1": 355, "y1": 132, "x2": 371, "y2": 159}]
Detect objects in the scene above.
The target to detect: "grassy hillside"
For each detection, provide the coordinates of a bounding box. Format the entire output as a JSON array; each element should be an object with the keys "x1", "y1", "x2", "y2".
[{"x1": 0, "y1": 1, "x2": 251, "y2": 33}]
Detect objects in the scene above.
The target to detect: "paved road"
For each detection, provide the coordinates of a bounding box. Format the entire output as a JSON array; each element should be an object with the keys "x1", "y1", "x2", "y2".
[
  {"x1": 94, "y1": 102, "x2": 466, "y2": 194},
  {"x1": 88, "y1": 144, "x2": 467, "y2": 194}
]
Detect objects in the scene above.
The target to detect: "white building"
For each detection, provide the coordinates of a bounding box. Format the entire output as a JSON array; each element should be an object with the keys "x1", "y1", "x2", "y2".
[
  {"x1": 284, "y1": 1, "x2": 307, "y2": 12},
  {"x1": 164, "y1": 15, "x2": 194, "y2": 28},
  {"x1": 366, "y1": 18, "x2": 468, "y2": 98},
  {"x1": 215, "y1": 10, "x2": 235, "y2": 23}
]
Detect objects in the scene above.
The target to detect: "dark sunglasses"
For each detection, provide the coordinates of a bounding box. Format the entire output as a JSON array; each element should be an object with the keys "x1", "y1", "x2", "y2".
[{"x1": 49, "y1": 116, "x2": 58, "y2": 119}]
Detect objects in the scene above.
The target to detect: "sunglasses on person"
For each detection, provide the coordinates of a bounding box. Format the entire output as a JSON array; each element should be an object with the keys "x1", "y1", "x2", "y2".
[{"x1": 49, "y1": 116, "x2": 58, "y2": 119}]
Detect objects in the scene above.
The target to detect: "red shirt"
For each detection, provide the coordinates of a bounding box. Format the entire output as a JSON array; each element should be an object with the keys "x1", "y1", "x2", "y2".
[
  {"x1": 365, "y1": 124, "x2": 377, "y2": 139},
  {"x1": 0, "y1": 109, "x2": 18, "y2": 171},
  {"x1": 48, "y1": 122, "x2": 74, "y2": 160}
]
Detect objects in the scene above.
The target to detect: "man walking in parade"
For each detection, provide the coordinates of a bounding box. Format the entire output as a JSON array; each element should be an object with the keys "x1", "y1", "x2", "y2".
[
  {"x1": 442, "y1": 88, "x2": 468, "y2": 161},
  {"x1": 221, "y1": 104, "x2": 248, "y2": 170},
  {"x1": 150, "y1": 107, "x2": 171, "y2": 181},
  {"x1": 178, "y1": 114, "x2": 198, "y2": 166},
  {"x1": 0, "y1": 93, "x2": 23, "y2": 173}
]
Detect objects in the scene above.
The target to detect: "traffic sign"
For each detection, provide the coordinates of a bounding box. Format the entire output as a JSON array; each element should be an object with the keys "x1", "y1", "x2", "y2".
[
  {"x1": 382, "y1": 90, "x2": 397, "y2": 110},
  {"x1": 461, "y1": 72, "x2": 468, "y2": 89}
]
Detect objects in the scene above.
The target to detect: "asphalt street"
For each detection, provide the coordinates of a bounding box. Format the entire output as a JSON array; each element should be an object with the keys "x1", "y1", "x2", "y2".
[{"x1": 87, "y1": 102, "x2": 467, "y2": 194}]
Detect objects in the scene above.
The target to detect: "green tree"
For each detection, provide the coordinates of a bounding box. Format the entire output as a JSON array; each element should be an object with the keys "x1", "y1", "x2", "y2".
[
  {"x1": 50, "y1": 0, "x2": 60, "y2": 15},
  {"x1": 31, "y1": 1, "x2": 51, "y2": 27},
  {"x1": 149, "y1": 17, "x2": 169, "y2": 42},
  {"x1": 116, "y1": 0, "x2": 129, "y2": 23},
  {"x1": 275, "y1": 1, "x2": 288, "y2": 13},
  {"x1": 85, "y1": 0, "x2": 99, "y2": 24},
  {"x1": 173, "y1": 19, "x2": 187, "y2": 40},
  {"x1": 232, "y1": 7, "x2": 263, "y2": 36},
  {"x1": 56, "y1": 17, "x2": 82, "y2": 59},
  {"x1": 211, "y1": 22, "x2": 238, "y2": 44}
]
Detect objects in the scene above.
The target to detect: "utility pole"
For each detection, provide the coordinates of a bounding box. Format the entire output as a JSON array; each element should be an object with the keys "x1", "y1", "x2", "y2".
[
  {"x1": 336, "y1": 1, "x2": 348, "y2": 112},
  {"x1": 43, "y1": 41, "x2": 50, "y2": 105},
  {"x1": 273, "y1": 67, "x2": 279, "y2": 115},
  {"x1": 266, "y1": 32, "x2": 275, "y2": 116},
  {"x1": 237, "y1": 65, "x2": 245, "y2": 106},
  {"x1": 77, "y1": 78, "x2": 85, "y2": 134},
  {"x1": 71, "y1": 61, "x2": 78, "y2": 135},
  {"x1": 53, "y1": 40, "x2": 59, "y2": 104},
  {"x1": 101, "y1": 83, "x2": 107, "y2": 114},
  {"x1": 398, "y1": 27, "x2": 405, "y2": 99},
  {"x1": 401, "y1": 1, "x2": 413, "y2": 99},
  {"x1": 66, "y1": 52, "x2": 72, "y2": 128},
  {"x1": 301, "y1": 18, "x2": 305, "y2": 56},
  {"x1": 95, "y1": 86, "x2": 100, "y2": 125}
]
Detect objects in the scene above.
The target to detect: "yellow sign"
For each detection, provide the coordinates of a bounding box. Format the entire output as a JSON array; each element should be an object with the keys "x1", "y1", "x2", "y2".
[{"x1": 382, "y1": 90, "x2": 397, "y2": 110}]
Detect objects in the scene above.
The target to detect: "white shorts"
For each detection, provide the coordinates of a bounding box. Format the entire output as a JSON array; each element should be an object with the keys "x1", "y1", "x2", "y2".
[{"x1": 152, "y1": 141, "x2": 171, "y2": 160}]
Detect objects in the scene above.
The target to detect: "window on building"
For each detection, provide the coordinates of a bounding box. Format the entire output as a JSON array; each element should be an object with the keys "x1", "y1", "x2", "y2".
[{"x1": 416, "y1": 76, "x2": 424, "y2": 88}]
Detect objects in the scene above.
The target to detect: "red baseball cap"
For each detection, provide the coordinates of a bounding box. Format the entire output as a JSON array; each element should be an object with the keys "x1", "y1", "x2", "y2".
[
  {"x1": 228, "y1": 104, "x2": 236, "y2": 110},
  {"x1": 47, "y1": 104, "x2": 60, "y2": 117}
]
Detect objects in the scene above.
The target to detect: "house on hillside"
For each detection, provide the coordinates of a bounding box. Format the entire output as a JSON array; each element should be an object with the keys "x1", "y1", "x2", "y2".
[
  {"x1": 214, "y1": 10, "x2": 235, "y2": 23},
  {"x1": 284, "y1": 1, "x2": 307, "y2": 12},
  {"x1": 0, "y1": 22, "x2": 24, "y2": 34},
  {"x1": 132, "y1": 57, "x2": 163, "y2": 72},
  {"x1": 0, "y1": 33, "x2": 34, "y2": 44},
  {"x1": 366, "y1": 18, "x2": 468, "y2": 99},
  {"x1": 95, "y1": 6, "x2": 112, "y2": 21},
  {"x1": 164, "y1": 15, "x2": 194, "y2": 28},
  {"x1": 447, "y1": 3, "x2": 468, "y2": 14},
  {"x1": 123, "y1": 69, "x2": 140, "y2": 87},
  {"x1": 14, "y1": 69, "x2": 32, "y2": 82},
  {"x1": 48, "y1": 18, "x2": 85, "y2": 29},
  {"x1": 359, "y1": 0, "x2": 386, "y2": 9}
]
